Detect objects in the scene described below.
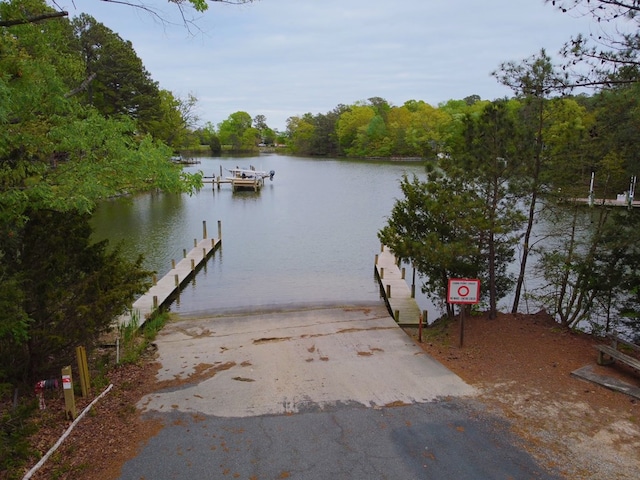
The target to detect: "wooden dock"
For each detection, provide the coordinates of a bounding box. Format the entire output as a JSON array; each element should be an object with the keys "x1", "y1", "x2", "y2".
[
  {"x1": 118, "y1": 221, "x2": 222, "y2": 328},
  {"x1": 374, "y1": 245, "x2": 424, "y2": 327}
]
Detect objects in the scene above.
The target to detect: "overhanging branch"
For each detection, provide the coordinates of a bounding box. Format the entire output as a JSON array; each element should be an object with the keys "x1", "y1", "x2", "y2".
[{"x1": 0, "y1": 11, "x2": 68, "y2": 28}]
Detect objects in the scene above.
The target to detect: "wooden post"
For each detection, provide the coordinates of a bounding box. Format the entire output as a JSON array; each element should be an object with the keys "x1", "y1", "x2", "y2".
[
  {"x1": 193, "y1": 238, "x2": 197, "y2": 248},
  {"x1": 174, "y1": 274, "x2": 179, "y2": 287},
  {"x1": 203, "y1": 220, "x2": 207, "y2": 239},
  {"x1": 203, "y1": 248, "x2": 206, "y2": 258},
  {"x1": 394, "y1": 310, "x2": 399, "y2": 322},
  {"x1": 183, "y1": 248, "x2": 187, "y2": 258},
  {"x1": 218, "y1": 220, "x2": 222, "y2": 240},
  {"x1": 386, "y1": 284, "x2": 391, "y2": 298},
  {"x1": 171, "y1": 259, "x2": 176, "y2": 269},
  {"x1": 380, "y1": 244, "x2": 384, "y2": 252},
  {"x1": 418, "y1": 313, "x2": 423, "y2": 343},
  {"x1": 75, "y1": 346, "x2": 90, "y2": 397},
  {"x1": 459, "y1": 307, "x2": 465, "y2": 348},
  {"x1": 153, "y1": 296, "x2": 158, "y2": 309},
  {"x1": 375, "y1": 254, "x2": 379, "y2": 265},
  {"x1": 152, "y1": 274, "x2": 157, "y2": 286},
  {"x1": 401, "y1": 267, "x2": 405, "y2": 280},
  {"x1": 191, "y1": 259, "x2": 195, "y2": 271},
  {"x1": 380, "y1": 267, "x2": 384, "y2": 279},
  {"x1": 61, "y1": 366, "x2": 76, "y2": 420},
  {"x1": 411, "y1": 266, "x2": 416, "y2": 298}
]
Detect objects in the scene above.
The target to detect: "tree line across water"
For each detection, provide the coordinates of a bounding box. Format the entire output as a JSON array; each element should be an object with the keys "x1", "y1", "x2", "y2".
[{"x1": 2, "y1": 1, "x2": 640, "y2": 472}]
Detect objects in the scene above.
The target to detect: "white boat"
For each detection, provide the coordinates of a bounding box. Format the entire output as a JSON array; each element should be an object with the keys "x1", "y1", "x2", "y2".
[{"x1": 225, "y1": 166, "x2": 275, "y2": 191}]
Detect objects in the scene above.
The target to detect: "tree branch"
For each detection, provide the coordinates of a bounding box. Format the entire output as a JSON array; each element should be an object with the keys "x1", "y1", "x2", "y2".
[{"x1": 0, "y1": 11, "x2": 68, "y2": 28}]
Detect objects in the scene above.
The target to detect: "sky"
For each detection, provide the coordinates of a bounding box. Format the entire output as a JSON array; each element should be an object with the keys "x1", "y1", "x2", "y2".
[{"x1": 60, "y1": 0, "x2": 600, "y2": 131}]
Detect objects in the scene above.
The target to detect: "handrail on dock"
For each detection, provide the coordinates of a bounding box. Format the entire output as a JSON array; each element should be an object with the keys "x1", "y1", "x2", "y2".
[{"x1": 118, "y1": 220, "x2": 222, "y2": 328}]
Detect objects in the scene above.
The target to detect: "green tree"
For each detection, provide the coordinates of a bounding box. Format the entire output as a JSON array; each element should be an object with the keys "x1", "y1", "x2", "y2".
[
  {"x1": 218, "y1": 111, "x2": 257, "y2": 151},
  {"x1": 452, "y1": 101, "x2": 524, "y2": 318},
  {"x1": 72, "y1": 14, "x2": 163, "y2": 133},
  {"x1": 336, "y1": 105, "x2": 375, "y2": 156},
  {"x1": 493, "y1": 50, "x2": 566, "y2": 313},
  {"x1": 378, "y1": 173, "x2": 487, "y2": 318},
  {"x1": 0, "y1": 210, "x2": 151, "y2": 381}
]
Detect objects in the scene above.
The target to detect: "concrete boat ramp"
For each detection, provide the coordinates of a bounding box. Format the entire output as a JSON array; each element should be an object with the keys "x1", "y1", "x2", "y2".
[
  {"x1": 138, "y1": 304, "x2": 473, "y2": 417},
  {"x1": 120, "y1": 305, "x2": 562, "y2": 480}
]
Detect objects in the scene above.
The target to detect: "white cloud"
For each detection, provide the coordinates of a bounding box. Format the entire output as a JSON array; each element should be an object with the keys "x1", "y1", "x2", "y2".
[{"x1": 66, "y1": 0, "x2": 597, "y2": 130}]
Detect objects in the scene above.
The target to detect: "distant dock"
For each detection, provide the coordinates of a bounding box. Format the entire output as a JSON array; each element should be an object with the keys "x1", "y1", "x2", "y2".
[
  {"x1": 375, "y1": 245, "x2": 424, "y2": 327},
  {"x1": 118, "y1": 220, "x2": 222, "y2": 327}
]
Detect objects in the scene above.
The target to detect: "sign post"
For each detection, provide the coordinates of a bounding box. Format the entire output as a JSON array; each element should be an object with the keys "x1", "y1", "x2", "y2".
[{"x1": 447, "y1": 279, "x2": 481, "y2": 347}]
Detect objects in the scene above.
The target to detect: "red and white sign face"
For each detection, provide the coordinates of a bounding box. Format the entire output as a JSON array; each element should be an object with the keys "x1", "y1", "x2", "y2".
[{"x1": 447, "y1": 279, "x2": 480, "y2": 304}]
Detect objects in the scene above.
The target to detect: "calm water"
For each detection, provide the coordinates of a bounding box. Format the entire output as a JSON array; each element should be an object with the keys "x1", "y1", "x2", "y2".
[{"x1": 91, "y1": 155, "x2": 436, "y2": 317}]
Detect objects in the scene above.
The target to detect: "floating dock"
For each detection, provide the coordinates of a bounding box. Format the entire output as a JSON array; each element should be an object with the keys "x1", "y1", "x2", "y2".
[
  {"x1": 118, "y1": 221, "x2": 222, "y2": 328},
  {"x1": 374, "y1": 245, "x2": 424, "y2": 327}
]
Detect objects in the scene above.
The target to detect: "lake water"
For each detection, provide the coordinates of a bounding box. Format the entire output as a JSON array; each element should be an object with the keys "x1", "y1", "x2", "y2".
[{"x1": 91, "y1": 154, "x2": 439, "y2": 318}]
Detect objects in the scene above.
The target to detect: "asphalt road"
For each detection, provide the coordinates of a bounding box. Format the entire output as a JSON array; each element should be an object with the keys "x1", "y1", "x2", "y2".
[{"x1": 119, "y1": 304, "x2": 561, "y2": 479}]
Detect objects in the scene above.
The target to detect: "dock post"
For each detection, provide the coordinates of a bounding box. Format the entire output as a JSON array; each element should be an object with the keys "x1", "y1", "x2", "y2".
[
  {"x1": 153, "y1": 296, "x2": 158, "y2": 309},
  {"x1": 218, "y1": 220, "x2": 222, "y2": 240},
  {"x1": 380, "y1": 267, "x2": 384, "y2": 279},
  {"x1": 191, "y1": 259, "x2": 195, "y2": 271},
  {"x1": 183, "y1": 249, "x2": 187, "y2": 258},
  {"x1": 203, "y1": 220, "x2": 207, "y2": 239},
  {"x1": 152, "y1": 274, "x2": 157, "y2": 286},
  {"x1": 401, "y1": 267, "x2": 405, "y2": 279},
  {"x1": 386, "y1": 284, "x2": 391, "y2": 298},
  {"x1": 411, "y1": 285, "x2": 415, "y2": 298},
  {"x1": 394, "y1": 310, "x2": 399, "y2": 322},
  {"x1": 193, "y1": 238, "x2": 197, "y2": 248},
  {"x1": 203, "y1": 248, "x2": 206, "y2": 258},
  {"x1": 171, "y1": 259, "x2": 176, "y2": 269},
  {"x1": 174, "y1": 274, "x2": 179, "y2": 287},
  {"x1": 380, "y1": 244, "x2": 384, "y2": 252},
  {"x1": 375, "y1": 254, "x2": 378, "y2": 265},
  {"x1": 422, "y1": 310, "x2": 428, "y2": 325}
]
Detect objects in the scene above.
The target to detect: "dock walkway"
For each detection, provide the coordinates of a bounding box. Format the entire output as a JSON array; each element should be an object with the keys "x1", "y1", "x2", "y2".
[
  {"x1": 118, "y1": 222, "x2": 222, "y2": 328},
  {"x1": 375, "y1": 245, "x2": 423, "y2": 327}
]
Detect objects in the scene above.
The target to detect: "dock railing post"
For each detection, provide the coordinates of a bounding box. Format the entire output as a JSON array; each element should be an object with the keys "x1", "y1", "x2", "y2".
[
  {"x1": 386, "y1": 285, "x2": 391, "y2": 298},
  {"x1": 203, "y1": 220, "x2": 207, "y2": 239},
  {"x1": 171, "y1": 259, "x2": 176, "y2": 269},
  {"x1": 193, "y1": 238, "x2": 197, "y2": 248},
  {"x1": 218, "y1": 220, "x2": 222, "y2": 240}
]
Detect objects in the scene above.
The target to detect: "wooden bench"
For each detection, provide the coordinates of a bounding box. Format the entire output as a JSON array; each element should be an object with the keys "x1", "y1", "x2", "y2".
[{"x1": 595, "y1": 335, "x2": 640, "y2": 373}]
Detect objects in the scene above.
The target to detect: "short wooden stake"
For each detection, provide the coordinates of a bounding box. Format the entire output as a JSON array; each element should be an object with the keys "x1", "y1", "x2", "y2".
[
  {"x1": 193, "y1": 238, "x2": 197, "y2": 248},
  {"x1": 152, "y1": 274, "x2": 157, "y2": 286},
  {"x1": 75, "y1": 346, "x2": 90, "y2": 397},
  {"x1": 218, "y1": 220, "x2": 222, "y2": 239},
  {"x1": 183, "y1": 248, "x2": 187, "y2": 258},
  {"x1": 411, "y1": 284, "x2": 415, "y2": 298},
  {"x1": 401, "y1": 267, "x2": 405, "y2": 279},
  {"x1": 394, "y1": 310, "x2": 399, "y2": 322},
  {"x1": 191, "y1": 259, "x2": 195, "y2": 271},
  {"x1": 375, "y1": 254, "x2": 379, "y2": 265},
  {"x1": 174, "y1": 274, "x2": 179, "y2": 287},
  {"x1": 153, "y1": 296, "x2": 158, "y2": 309},
  {"x1": 61, "y1": 366, "x2": 76, "y2": 420},
  {"x1": 380, "y1": 267, "x2": 384, "y2": 279},
  {"x1": 203, "y1": 248, "x2": 206, "y2": 258},
  {"x1": 386, "y1": 284, "x2": 391, "y2": 298},
  {"x1": 171, "y1": 259, "x2": 176, "y2": 269},
  {"x1": 203, "y1": 220, "x2": 207, "y2": 239}
]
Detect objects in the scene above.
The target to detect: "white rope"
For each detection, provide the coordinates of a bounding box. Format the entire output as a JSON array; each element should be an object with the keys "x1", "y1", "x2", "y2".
[{"x1": 22, "y1": 383, "x2": 114, "y2": 480}]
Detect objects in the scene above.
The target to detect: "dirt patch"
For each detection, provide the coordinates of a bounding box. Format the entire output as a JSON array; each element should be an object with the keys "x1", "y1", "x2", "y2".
[{"x1": 406, "y1": 311, "x2": 640, "y2": 480}]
